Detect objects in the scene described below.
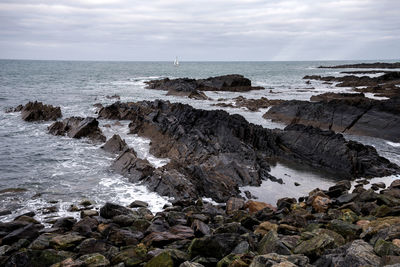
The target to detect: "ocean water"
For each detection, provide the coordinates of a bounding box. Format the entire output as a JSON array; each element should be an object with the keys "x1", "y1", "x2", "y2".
[{"x1": 1, "y1": 59, "x2": 399, "y2": 222}]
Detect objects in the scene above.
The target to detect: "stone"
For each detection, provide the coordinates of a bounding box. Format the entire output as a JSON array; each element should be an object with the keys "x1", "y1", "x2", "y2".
[
  {"x1": 314, "y1": 239, "x2": 381, "y2": 267},
  {"x1": 99, "y1": 202, "x2": 132, "y2": 219},
  {"x1": 101, "y1": 134, "x2": 127, "y2": 154},
  {"x1": 374, "y1": 238, "x2": 400, "y2": 257},
  {"x1": 80, "y1": 210, "x2": 99, "y2": 218},
  {"x1": 48, "y1": 117, "x2": 106, "y2": 143},
  {"x1": 189, "y1": 233, "x2": 242, "y2": 259},
  {"x1": 191, "y1": 219, "x2": 211, "y2": 237},
  {"x1": 254, "y1": 221, "x2": 278, "y2": 235},
  {"x1": 144, "y1": 249, "x2": 188, "y2": 267},
  {"x1": 110, "y1": 244, "x2": 147, "y2": 266},
  {"x1": 50, "y1": 233, "x2": 85, "y2": 250},
  {"x1": 258, "y1": 230, "x2": 291, "y2": 255},
  {"x1": 78, "y1": 253, "x2": 110, "y2": 267},
  {"x1": 17, "y1": 101, "x2": 62, "y2": 121},
  {"x1": 294, "y1": 233, "x2": 335, "y2": 259},
  {"x1": 1, "y1": 223, "x2": 44, "y2": 245},
  {"x1": 328, "y1": 219, "x2": 361, "y2": 241},
  {"x1": 226, "y1": 197, "x2": 245, "y2": 215},
  {"x1": 312, "y1": 196, "x2": 332, "y2": 213},
  {"x1": 249, "y1": 253, "x2": 310, "y2": 267},
  {"x1": 245, "y1": 201, "x2": 276, "y2": 214},
  {"x1": 129, "y1": 200, "x2": 149, "y2": 208}
]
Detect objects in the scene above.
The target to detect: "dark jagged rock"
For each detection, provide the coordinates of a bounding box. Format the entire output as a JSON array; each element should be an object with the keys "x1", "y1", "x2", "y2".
[
  {"x1": 99, "y1": 202, "x2": 133, "y2": 219},
  {"x1": 101, "y1": 134, "x2": 127, "y2": 154},
  {"x1": 104, "y1": 100, "x2": 399, "y2": 202},
  {"x1": 9, "y1": 101, "x2": 62, "y2": 121},
  {"x1": 277, "y1": 124, "x2": 399, "y2": 178},
  {"x1": 213, "y1": 96, "x2": 285, "y2": 111},
  {"x1": 48, "y1": 117, "x2": 106, "y2": 143},
  {"x1": 264, "y1": 97, "x2": 400, "y2": 142},
  {"x1": 145, "y1": 74, "x2": 264, "y2": 93},
  {"x1": 310, "y1": 92, "x2": 365, "y2": 102},
  {"x1": 318, "y1": 62, "x2": 400, "y2": 69}
]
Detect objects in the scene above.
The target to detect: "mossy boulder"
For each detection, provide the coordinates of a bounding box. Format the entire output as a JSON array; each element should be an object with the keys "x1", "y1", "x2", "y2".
[
  {"x1": 294, "y1": 234, "x2": 335, "y2": 259},
  {"x1": 50, "y1": 233, "x2": 85, "y2": 250},
  {"x1": 374, "y1": 239, "x2": 400, "y2": 257},
  {"x1": 78, "y1": 253, "x2": 110, "y2": 267},
  {"x1": 111, "y1": 243, "x2": 147, "y2": 266},
  {"x1": 328, "y1": 219, "x2": 361, "y2": 241}
]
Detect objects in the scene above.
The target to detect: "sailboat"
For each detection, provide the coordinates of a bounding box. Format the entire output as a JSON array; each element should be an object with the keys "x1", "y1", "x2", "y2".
[{"x1": 174, "y1": 56, "x2": 179, "y2": 66}]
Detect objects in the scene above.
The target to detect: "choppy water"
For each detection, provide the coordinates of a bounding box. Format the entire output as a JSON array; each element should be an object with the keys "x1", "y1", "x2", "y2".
[{"x1": 1, "y1": 59, "x2": 399, "y2": 222}]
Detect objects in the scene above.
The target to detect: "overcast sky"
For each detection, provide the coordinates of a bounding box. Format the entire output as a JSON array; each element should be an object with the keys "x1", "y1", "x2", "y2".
[{"x1": 0, "y1": 0, "x2": 399, "y2": 61}]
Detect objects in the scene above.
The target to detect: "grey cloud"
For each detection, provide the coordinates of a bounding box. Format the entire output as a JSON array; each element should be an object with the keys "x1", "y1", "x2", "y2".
[{"x1": 0, "y1": 0, "x2": 399, "y2": 60}]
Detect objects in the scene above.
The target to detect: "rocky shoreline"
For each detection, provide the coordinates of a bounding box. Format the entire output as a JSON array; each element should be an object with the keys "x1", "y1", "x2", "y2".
[
  {"x1": 1, "y1": 178, "x2": 400, "y2": 266},
  {"x1": 2, "y1": 68, "x2": 400, "y2": 266}
]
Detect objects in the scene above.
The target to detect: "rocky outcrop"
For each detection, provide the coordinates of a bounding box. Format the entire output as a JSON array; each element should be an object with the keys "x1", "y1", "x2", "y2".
[
  {"x1": 48, "y1": 117, "x2": 106, "y2": 143},
  {"x1": 144, "y1": 74, "x2": 264, "y2": 94},
  {"x1": 310, "y1": 92, "x2": 365, "y2": 102},
  {"x1": 101, "y1": 134, "x2": 127, "y2": 154},
  {"x1": 304, "y1": 72, "x2": 400, "y2": 98},
  {"x1": 7, "y1": 101, "x2": 62, "y2": 121},
  {"x1": 102, "y1": 100, "x2": 399, "y2": 201},
  {"x1": 2, "y1": 178, "x2": 400, "y2": 266},
  {"x1": 318, "y1": 62, "x2": 400, "y2": 69},
  {"x1": 264, "y1": 97, "x2": 400, "y2": 142},
  {"x1": 213, "y1": 96, "x2": 285, "y2": 111},
  {"x1": 277, "y1": 124, "x2": 399, "y2": 178}
]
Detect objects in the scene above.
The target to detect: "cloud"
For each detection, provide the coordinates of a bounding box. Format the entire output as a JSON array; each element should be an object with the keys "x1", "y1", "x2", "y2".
[{"x1": 0, "y1": 0, "x2": 399, "y2": 60}]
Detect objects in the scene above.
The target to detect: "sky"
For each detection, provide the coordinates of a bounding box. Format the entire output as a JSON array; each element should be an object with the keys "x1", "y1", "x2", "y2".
[{"x1": 0, "y1": 0, "x2": 399, "y2": 61}]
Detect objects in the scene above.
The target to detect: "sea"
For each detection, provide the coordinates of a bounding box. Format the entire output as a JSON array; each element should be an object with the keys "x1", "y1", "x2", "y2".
[{"x1": 1, "y1": 59, "x2": 399, "y2": 223}]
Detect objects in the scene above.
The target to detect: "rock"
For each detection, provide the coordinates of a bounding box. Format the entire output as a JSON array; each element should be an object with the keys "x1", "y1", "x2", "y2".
[
  {"x1": 99, "y1": 202, "x2": 132, "y2": 219},
  {"x1": 80, "y1": 210, "x2": 98, "y2": 218},
  {"x1": 101, "y1": 134, "x2": 127, "y2": 154},
  {"x1": 107, "y1": 228, "x2": 143, "y2": 246},
  {"x1": 327, "y1": 181, "x2": 351, "y2": 198},
  {"x1": 275, "y1": 124, "x2": 399, "y2": 178},
  {"x1": 328, "y1": 219, "x2": 361, "y2": 241},
  {"x1": 77, "y1": 238, "x2": 109, "y2": 255},
  {"x1": 111, "y1": 148, "x2": 154, "y2": 183},
  {"x1": 143, "y1": 226, "x2": 194, "y2": 247},
  {"x1": 319, "y1": 62, "x2": 400, "y2": 69},
  {"x1": 1, "y1": 223, "x2": 44, "y2": 245},
  {"x1": 226, "y1": 197, "x2": 245, "y2": 215},
  {"x1": 374, "y1": 238, "x2": 400, "y2": 257},
  {"x1": 314, "y1": 239, "x2": 381, "y2": 267},
  {"x1": 276, "y1": 197, "x2": 297, "y2": 211},
  {"x1": 110, "y1": 244, "x2": 147, "y2": 266},
  {"x1": 189, "y1": 233, "x2": 242, "y2": 259},
  {"x1": 249, "y1": 253, "x2": 310, "y2": 267},
  {"x1": 312, "y1": 196, "x2": 332, "y2": 213},
  {"x1": 294, "y1": 233, "x2": 335, "y2": 259},
  {"x1": 29, "y1": 233, "x2": 57, "y2": 250},
  {"x1": 72, "y1": 217, "x2": 98, "y2": 236},
  {"x1": 48, "y1": 117, "x2": 106, "y2": 143},
  {"x1": 191, "y1": 219, "x2": 211, "y2": 237},
  {"x1": 50, "y1": 233, "x2": 85, "y2": 250},
  {"x1": 264, "y1": 96, "x2": 400, "y2": 142},
  {"x1": 254, "y1": 222, "x2": 278, "y2": 235},
  {"x1": 78, "y1": 253, "x2": 110, "y2": 267},
  {"x1": 245, "y1": 201, "x2": 276, "y2": 214},
  {"x1": 129, "y1": 200, "x2": 149, "y2": 208},
  {"x1": 258, "y1": 230, "x2": 291, "y2": 255},
  {"x1": 180, "y1": 261, "x2": 205, "y2": 267},
  {"x1": 310, "y1": 92, "x2": 366, "y2": 102},
  {"x1": 213, "y1": 96, "x2": 285, "y2": 111},
  {"x1": 15, "y1": 101, "x2": 62, "y2": 121},
  {"x1": 144, "y1": 249, "x2": 188, "y2": 267},
  {"x1": 145, "y1": 75, "x2": 264, "y2": 93},
  {"x1": 52, "y1": 217, "x2": 77, "y2": 231}
]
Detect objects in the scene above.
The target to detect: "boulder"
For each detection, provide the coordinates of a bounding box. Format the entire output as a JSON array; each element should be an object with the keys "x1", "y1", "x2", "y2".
[
  {"x1": 188, "y1": 233, "x2": 242, "y2": 259},
  {"x1": 48, "y1": 117, "x2": 106, "y2": 143},
  {"x1": 99, "y1": 202, "x2": 133, "y2": 219},
  {"x1": 16, "y1": 101, "x2": 62, "y2": 121},
  {"x1": 249, "y1": 253, "x2": 310, "y2": 267},
  {"x1": 314, "y1": 239, "x2": 381, "y2": 267},
  {"x1": 101, "y1": 134, "x2": 127, "y2": 153}
]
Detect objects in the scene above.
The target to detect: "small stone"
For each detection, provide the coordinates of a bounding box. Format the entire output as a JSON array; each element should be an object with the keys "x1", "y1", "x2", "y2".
[
  {"x1": 294, "y1": 182, "x2": 300, "y2": 186},
  {"x1": 129, "y1": 200, "x2": 149, "y2": 208},
  {"x1": 312, "y1": 196, "x2": 331, "y2": 213},
  {"x1": 226, "y1": 197, "x2": 245, "y2": 215},
  {"x1": 80, "y1": 210, "x2": 99, "y2": 218}
]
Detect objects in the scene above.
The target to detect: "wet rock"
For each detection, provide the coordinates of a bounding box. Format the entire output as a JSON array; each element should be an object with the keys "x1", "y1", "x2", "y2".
[
  {"x1": 213, "y1": 96, "x2": 285, "y2": 111},
  {"x1": 294, "y1": 233, "x2": 336, "y2": 259},
  {"x1": 276, "y1": 197, "x2": 297, "y2": 211},
  {"x1": 1, "y1": 223, "x2": 44, "y2": 245},
  {"x1": 110, "y1": 244, "x2": 147, "y2": 266},
  {"x1": 145, "y1": 74, "x2": 264, "y2": 93},
  {"x1": 80, "y1": 210, "x2": 98, "y2": 218},
  {"x1": 99, "y1": 202, "x2": 133, "y2": 219},
  {"x1": 245, "y1": 201, "x2": 276, "y2": 214},
  {"x1": 374, "y1": 238, "x2": 400, "y2": 257},
  {"x1": 188, "y1": 233, "x2": 242, "y2": 259},
  {"x1": 328, "y1": 219, "x2": 361, "y2": 241},
  {"x1": 108, "y1": 228, "x2": 143, "y2": 246},
  {"x1": 191, "y1": 219, "x2": 211, "y2": 237},
  {"x1": 249, "y1": 253, "x2": 310, "y2": 267},
  {"x1": 129, "y1": 200, "x2": 149, "y2": 208},
  {"x1": 226, "y1": 197, "x2": 245, "y2": 215},
  {"x1": 14, "y1": 101, "x2": 62, "y2": 121},
  {"x1": 265, "y1": 97, "x2": 400, "y2": 142},
  {"x1": 258, "y1": 230, "x2": 291, "y2": 255},
  {"x1": 145, "y1": 249, "x2": 188, "y2": 267},
  {"x1": 319, "y1": 62, "x2": 400, "y2": 69},
  {"x1": 111, "y1": 148, "x2": 154, "y2": 183},
  {"x1": 72, "y1": 217, "x2": 98, "y2": 236},
  {"x1": 77, "y1": 252, "x2": 109, "y2": 267},
  {"x1": 312, "y1": 196, "x2": 332, "y2": 213},
  {"x1": 48, "y1": 117, "x2": 106, "y2": 143},
  {"x1": 101, "y1": 134, "x2": 127, "y2": 154},
  {"x1": 314, "y1": 239, "x2": 381, "y2": 267},
  {"x1": 52, "y1": 217, "x2": 77, "y2": 231},
  {"x1": 50, "y1": 233, "x2": 85, "y2": 250}
]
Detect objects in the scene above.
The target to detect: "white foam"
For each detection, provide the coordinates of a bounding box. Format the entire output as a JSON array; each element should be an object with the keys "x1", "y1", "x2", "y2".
[{"x1": 387, "y1": 141, "x2": 400, "y2": 147}]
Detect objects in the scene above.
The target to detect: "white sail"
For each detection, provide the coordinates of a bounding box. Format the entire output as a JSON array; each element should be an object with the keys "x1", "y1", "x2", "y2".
[{"x1": 174, "y1": 56, "x2": 179, "y2": 66}]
